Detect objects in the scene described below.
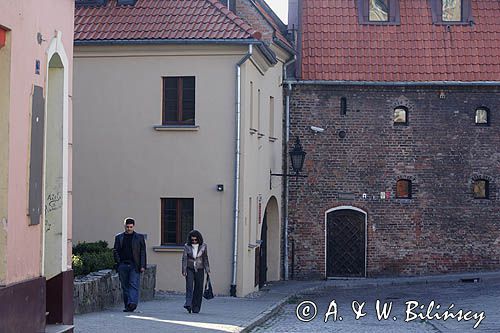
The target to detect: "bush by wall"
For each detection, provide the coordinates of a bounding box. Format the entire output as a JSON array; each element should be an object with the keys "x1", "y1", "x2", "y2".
[{"x1": 72, "y1": 241, "x2": 115, "y2": 276}]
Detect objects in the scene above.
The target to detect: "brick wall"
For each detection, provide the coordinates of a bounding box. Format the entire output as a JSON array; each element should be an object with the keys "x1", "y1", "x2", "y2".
[
  {"x1": 288, "y1": 84, "x2": 500, "y2": 279},
  {"x1": 235, "y1": 0, "x2": 275, "y2": 42}
]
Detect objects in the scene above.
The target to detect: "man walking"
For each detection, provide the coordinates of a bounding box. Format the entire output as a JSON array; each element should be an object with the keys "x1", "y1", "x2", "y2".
[{"x1": 113, "y1": 217, "x2": 147, "y2": 312}]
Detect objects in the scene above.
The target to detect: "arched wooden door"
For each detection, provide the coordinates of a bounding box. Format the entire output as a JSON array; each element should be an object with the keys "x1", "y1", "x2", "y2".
[
  {"x1": 258, "y1": 213, "x2": 268, "y2": 288},
  {"x1": 326, "y1": 209, "x2": 366, "y2": 277}
]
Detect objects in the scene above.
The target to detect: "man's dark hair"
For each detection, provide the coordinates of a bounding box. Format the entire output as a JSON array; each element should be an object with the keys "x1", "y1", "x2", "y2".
[
  {"x1": 124, "y1": 217, "x2": 135, "y2": 225},
  {"x1": 187, "y1": 230, "x2": 204, "y2": 245}
]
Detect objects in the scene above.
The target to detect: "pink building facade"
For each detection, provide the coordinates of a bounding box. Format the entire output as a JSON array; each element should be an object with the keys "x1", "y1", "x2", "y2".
[{"x1": 0, "y1": 0, "x2": 74, "y2": 332}]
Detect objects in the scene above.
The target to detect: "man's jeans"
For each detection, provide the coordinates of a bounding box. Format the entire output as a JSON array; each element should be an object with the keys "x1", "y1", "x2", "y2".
[{"x1": 118, "y1": 262, "x2": 140, "y2": 308}]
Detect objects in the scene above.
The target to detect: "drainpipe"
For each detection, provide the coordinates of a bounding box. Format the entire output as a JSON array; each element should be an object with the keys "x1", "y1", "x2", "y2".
[
  {"x1": 283, "y1": 55, "x2": 296, "y2": 281},
  {"x1": 231, "y1": 44, "x2": 253, "y2": 297}
]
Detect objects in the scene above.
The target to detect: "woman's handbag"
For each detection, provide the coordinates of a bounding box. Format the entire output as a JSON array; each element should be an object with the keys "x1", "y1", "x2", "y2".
[{"x1": 203, "y1": 274, "x2": 214, "y2": 300}]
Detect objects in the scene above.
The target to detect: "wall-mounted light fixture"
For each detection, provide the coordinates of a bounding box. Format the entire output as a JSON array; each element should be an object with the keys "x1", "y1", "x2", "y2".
[
  {"x1": 217, "y1": 184, "x2": 224, "y2": 192},
  {"x1": 270, "y1": 137, "x2": 307, "y2": 189}
]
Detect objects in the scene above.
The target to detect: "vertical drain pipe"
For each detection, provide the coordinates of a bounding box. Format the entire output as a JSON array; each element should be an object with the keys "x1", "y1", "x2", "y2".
[
  {"x1": 283, "y1": 56, "x2": 296, "y2": 280},
  {"x1": 231, "y1": 44, "x2": 253, "y2": 297}
]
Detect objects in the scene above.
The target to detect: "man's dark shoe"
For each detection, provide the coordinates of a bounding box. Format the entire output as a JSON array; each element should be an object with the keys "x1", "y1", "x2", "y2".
[
  {"x1": 183, "y1": 305, "x2": 192, "y2": 313},
  {"x1": 192, "y1": 307, "x2": 200, "y2": 313},
  {"x1": 123, "y1": 308, "x2": 131, "y2": 312},
  {"x1": 127, "y1": 303, "x2": 137, "y2": 312}
]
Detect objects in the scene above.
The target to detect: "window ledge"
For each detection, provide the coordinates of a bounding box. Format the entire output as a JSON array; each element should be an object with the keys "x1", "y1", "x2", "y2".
[
  {"x1": 433, "y1": 21, "x2": 472, "y2": 26},
  {"x1": 359, "y1": 21, "x2": 400, "y2": 26},
  {"x1": 154, "y1": 125, "x2": 199, "y2": 131},
  {"x1": 269, "y1": 136, "x2": 278, "y2": 142},
  {"x1": 153, "y1": 245, "x2": 184, "y2": 252}
]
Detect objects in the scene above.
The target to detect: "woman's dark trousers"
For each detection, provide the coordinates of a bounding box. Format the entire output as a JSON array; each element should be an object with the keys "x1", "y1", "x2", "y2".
[{"x1": 185, "y1": 268, "x2": 204, "y2": 313}]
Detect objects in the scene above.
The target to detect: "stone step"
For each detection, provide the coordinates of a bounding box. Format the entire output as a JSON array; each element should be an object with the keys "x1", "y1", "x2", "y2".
[{"x1": 44, "y1": 324, "x2": 74, "y2": 333}]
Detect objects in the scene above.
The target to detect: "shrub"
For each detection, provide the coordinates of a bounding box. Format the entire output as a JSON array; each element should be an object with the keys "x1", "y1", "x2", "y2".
[
  {"x1": 73, "y1": 240, "x2": 110, "y2": 255},
  {"x1": 72, "y1": 241, "x2": 115, "y2": 276}
]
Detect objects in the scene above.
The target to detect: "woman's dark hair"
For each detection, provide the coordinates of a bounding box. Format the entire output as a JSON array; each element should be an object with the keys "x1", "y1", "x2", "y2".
[{"x1": 187, "y1": 230, "x2": 204, "y2": 245}]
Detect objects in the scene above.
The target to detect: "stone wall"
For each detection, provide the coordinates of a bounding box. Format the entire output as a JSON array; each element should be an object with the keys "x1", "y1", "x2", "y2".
[
  {"x1": 74, "y1": 265, "x2": 156, "y2": 314},
  {"x1": 288, "y1": 84, "x2": 500, "y2": 279}
]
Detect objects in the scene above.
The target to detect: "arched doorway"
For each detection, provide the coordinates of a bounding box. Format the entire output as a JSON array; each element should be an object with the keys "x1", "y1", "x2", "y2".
[
  {"x1": 43, "y1": 32, "x2": 71, "y2": 326},
  {"x1": 325, "y1": 207, "x2": 367, "y2": 277},
  {"x1": 44, "y1": 52, "x2": 65, "y2": 280},
  {"x1": 255, "y1": 196, "x2": 280, "y2": 288}
]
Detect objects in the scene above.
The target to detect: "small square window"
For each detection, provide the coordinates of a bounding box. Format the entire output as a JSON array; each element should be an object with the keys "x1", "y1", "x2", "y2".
[
  {"x1": 475, "y1": 107, "x2": 489, "y2": 125},
  {"x1": 473, "y1": 180, "x2": 489, "y2": 199},
  {"x1": 394, "y1": 106, "x2": 408, "y2": 125},
  {"x1": 396, "y1": 180, "x2": 412, "y2": 199}
]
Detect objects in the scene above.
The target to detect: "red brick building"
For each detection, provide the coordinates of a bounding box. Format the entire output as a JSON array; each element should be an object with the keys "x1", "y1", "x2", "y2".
[{"x1": 286, "y1": 0, "x2": 500, "y2": 279}]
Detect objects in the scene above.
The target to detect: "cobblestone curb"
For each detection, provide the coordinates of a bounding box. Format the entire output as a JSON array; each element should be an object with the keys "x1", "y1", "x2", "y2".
[
  {"x1": 240, "y1": 270, "x2": 500, "y2": 332},
  {"x1": 240, "y1": 295, "x2": 293, "y2": 333}
]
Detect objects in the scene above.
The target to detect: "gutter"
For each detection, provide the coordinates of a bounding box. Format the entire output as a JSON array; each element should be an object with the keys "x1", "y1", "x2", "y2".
[
  {"x1": 273, "y1": 36, "x2": 296, "y2": 56},
  {"x1": 282, "y1": 55, "x2": 296, "y2": 281},
  {"x1": 284, "y1": 80, "x2": 500, "y2": 87},
  {"x1": 75, "y1": 38, "x2": 277, "y2": 65},
  {"x1": 231, "y1": 44, "x2": 253, "y2": 297}
]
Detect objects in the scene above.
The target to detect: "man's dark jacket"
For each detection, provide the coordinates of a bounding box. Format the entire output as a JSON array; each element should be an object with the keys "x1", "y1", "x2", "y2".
[{"x1": 113, "y1": 232, "x2": 147, "y2": 273}]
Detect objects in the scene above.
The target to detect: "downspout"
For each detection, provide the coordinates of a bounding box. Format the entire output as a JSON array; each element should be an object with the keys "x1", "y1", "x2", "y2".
[
  {"x1": 283, "y1": 55, "x2": 296, "y2": 281},
  {"x1": 231, "y1": 44, "x2": 253, "y2": 297}
]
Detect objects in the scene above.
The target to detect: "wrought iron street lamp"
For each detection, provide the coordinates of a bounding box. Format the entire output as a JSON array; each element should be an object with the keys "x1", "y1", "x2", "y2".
[{"x1": 270, "y1": 137, "x2": 307, "y2": 189}]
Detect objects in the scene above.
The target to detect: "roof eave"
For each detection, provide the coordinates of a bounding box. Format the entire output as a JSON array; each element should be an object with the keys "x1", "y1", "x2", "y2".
[
  {"x1": 284, "y1": 80, "x2": 500, "y2": 87},
  {"x1": 273, "y1": 36, "x2": 296, "y2": 55},
  {"x1": 74, "y1": 38, "x2": 278, "y2": 65}
]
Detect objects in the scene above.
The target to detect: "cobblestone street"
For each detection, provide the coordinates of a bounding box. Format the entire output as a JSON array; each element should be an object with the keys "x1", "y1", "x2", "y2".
[{"x1": 250, "y1": 278, "x2": 500, "y2": 333}]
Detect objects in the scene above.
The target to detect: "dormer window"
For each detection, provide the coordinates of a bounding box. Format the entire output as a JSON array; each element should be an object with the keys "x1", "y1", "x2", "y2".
[
  {"x1": 430, "y1": 0, "x2": 472, "y2": 24},
  {"x1": 358, "y1": 0, "x2": 400, "y2": 25},
  {"x1": 442, "y1": 0, "x2": 462, "y2": 21},
  {"x1": 370, "y1": 0, "x2": 389, "y2": 21}
]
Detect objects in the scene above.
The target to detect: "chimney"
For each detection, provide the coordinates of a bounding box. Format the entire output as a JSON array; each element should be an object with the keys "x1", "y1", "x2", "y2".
[{"x1": 288, "y1": 0, "x2": 299, "y2": 45}]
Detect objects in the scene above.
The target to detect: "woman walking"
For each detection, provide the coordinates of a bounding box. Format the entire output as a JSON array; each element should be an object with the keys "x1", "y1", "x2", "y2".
[{"x1": 182, "y1": 230, "x2": 210, "y2": 313}]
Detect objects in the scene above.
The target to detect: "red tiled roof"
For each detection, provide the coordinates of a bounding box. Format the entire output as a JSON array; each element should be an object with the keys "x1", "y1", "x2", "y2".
[
  {"x1": 301, "y1": 0, "x2": 500, "y2": 82},
  {"x1": 75, "y1": 0, "x2": 257, "y2": 41}
]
